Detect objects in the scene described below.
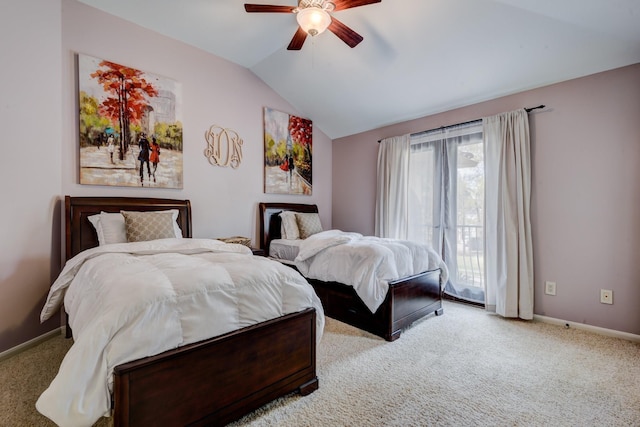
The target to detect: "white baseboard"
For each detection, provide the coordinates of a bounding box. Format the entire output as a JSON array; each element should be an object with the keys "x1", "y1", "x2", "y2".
[
  {"x1": 534, "y1": 314, "x2": 640, "y2": 343},
  {"x1": 0, "y1": 327, "x2": 64, "y2": 362},
  {"x1": 1, "y1": 318, "x2": 637, "y2": 360}
]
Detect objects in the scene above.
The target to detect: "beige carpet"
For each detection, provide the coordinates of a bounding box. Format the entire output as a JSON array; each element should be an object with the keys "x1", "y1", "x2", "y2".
[{"x1": 2, "y1": 301, "x2": 639, "y2": 426}]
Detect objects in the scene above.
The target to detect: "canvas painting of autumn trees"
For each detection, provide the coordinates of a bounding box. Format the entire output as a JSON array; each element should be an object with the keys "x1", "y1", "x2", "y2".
[
  {"x1": 78, "y1": 54, "x2": 183, "y2": 188},
  {"x1": 263, "y1": 107, "x2": 312, "y2": 195}
]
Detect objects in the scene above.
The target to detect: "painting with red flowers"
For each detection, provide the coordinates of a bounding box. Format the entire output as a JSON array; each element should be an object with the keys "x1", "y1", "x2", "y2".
[{"x1": 263, "y1": 107, "x2": 312, "y2": 195}]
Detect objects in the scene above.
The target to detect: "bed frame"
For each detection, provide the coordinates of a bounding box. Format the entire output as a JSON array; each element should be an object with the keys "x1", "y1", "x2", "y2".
[
  {"x1": 259, "y1": 202, "x2": 443, "y2": 342},
  {"x1": 64, "y1": 196, "x2": 318, "y2": 426}
]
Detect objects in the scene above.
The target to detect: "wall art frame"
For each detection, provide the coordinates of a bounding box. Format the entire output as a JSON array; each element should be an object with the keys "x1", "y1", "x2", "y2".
[
  {"x1": 77, "y1": 53, "x2": 183, "y2": 188},
  {"x1": 263, "y1": 107, "x2": 312, "y2": 195}
]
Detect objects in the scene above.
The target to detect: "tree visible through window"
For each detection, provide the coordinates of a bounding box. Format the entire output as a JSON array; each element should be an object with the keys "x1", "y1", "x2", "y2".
[{"x1": 408, "y1": 121, "x2": 485, "y2": 304}]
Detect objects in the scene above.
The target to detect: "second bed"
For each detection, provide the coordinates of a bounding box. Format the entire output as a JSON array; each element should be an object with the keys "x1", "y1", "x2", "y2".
[{"x1": 259, "y1": 202, "x2": 448, "y2": 341}]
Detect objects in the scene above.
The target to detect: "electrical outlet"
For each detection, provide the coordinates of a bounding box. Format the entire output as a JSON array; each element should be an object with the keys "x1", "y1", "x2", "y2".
[
  {"x1": 545, "y1": 281, "x2": 556, "y2": 296},
  {"x1": 600, "y1": 289, "x2": 613, "y2": 304}
]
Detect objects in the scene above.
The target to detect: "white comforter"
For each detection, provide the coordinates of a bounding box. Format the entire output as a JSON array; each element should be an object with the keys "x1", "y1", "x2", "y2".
[
  {"x1": 293, "y1": 230, "x2": 449, "y2": 313},
  {"x1": 36, "y1": 238, "x2": 324, "y2": 427}
]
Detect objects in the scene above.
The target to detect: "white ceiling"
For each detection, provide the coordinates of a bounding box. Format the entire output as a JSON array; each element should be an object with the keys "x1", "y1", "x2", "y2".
[{"x1": 76, "y1": 0, "x2": 640, "y2": 139}]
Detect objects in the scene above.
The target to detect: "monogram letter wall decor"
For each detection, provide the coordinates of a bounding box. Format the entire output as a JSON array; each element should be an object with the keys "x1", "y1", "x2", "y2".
[{"x1": 204, "y1": 125, "x2": 243, "y2": 169}]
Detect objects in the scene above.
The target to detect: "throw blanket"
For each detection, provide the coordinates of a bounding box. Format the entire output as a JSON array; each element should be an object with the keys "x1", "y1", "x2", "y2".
[
  {"x1": 294, "y1": 230, "x2": 449, "y2": 313},
  {"x1": 37, "y1": 238, "x2": 324, "y2": 427}
]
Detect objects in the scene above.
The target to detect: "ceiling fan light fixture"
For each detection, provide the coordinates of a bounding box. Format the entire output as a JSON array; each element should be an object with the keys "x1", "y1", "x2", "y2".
[{"x1": 296, "y1": 6, "x2": 331, "y2": 36}]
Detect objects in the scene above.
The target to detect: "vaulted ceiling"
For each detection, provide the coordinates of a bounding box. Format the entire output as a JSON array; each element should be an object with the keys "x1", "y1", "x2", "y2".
[{"x1": 76, "y1": 0, "x2": 640, "y2": 139}]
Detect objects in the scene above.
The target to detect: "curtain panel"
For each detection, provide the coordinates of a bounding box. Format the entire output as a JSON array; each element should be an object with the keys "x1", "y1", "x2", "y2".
[
  {"x1": 409, "y1": 121, "x2": 484, "y2": 302},
  {"x1": 483, "y1": 109, "x2": 534, "y2": 319},
  {"x1": 375, "y1": 135, "x2": 410, "y2": 239}
]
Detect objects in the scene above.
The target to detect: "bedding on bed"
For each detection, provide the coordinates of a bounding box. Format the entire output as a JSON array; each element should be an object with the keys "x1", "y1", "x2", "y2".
[
  {"x1": 36, "y1": 238, "x2": 324, "y2": 427},
  {"x1": 291, "y1": 230, "x2": 449, "y2": 313},
  {"x1": 269, "y1": 238, "x2": 303, "y2": 261}
]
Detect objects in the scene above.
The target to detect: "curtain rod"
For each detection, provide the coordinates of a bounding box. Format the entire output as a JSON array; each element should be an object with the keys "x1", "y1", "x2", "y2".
[
  {"x1": 525, "y1": 104, "x2": 545, "y2": 113},
  {"x1": 377, "y1": 105, "x2": 546, "y2": 143}
]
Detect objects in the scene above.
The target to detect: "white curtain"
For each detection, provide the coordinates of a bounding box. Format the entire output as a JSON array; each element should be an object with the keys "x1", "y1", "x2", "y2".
[
  {"x1": 375, "y1": 134, "x2": 410, "y2": 239},
  {"x1": 483, "y1": 109, "x2": 534, "y2": 319},
  {"x1": 408, "y1": 122, "x2": 485, "y2": 302}
]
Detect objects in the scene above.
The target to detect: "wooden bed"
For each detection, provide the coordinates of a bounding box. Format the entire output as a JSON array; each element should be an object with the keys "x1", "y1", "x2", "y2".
[
  {"x1": 63, "y1": 196, "x2": 318, "y2": 427},
  {"x1": 258, "y1": 202, "x2": 443, "y2": 342}
]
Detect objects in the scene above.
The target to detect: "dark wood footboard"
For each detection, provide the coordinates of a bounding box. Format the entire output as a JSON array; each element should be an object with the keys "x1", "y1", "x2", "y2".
[
  {"x1": 309, "y1": 269, "x2": 442, "y2": 341},
  {"x1": 113, "y1": 308, "x2": 317, "y2": 427},
  {"x1": 61, "y1": 197, "x2": 319, "y2": 426},
  {"x1": 258, "y1": 202, "x2": 445, "y2": 342}
]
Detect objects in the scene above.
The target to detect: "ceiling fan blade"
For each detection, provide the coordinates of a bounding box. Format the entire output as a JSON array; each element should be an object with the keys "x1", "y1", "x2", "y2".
[
  {"x1": 327, "y1": 17, "x2": 363, "y2": 48},
  {"x1": 332, "y1": 0, "x2": 381, "y2": 11},
  {"x1": 244, "y1": 4, "x2": 296, "y2": 13},
  {"x1": 287, "y1": 27, "x2": 308, "y2": 50}
]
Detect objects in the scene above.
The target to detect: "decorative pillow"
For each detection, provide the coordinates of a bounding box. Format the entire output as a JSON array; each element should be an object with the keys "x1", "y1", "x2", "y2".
[
  {"x1": 279, "y1": 211, "x2": 300, "y2": 240},
  {"x1": 88, "y1": 210, "x2": 183, "y2": 245},
  {"x1": 295, "y1": 212, "x2": 322, "y2": 239},
  {"x1": 121, "y1": 210, "x2": 180, "y2": 242}
]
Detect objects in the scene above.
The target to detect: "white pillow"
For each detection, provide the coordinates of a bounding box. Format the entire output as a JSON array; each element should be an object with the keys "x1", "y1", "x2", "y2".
[
  {"x1": 88, "y1": 210, "x2": 182, "y2": 245},
  {"x1": 88, "y1": 212, "x2": 126, "y2": 245},
  {"x1": 279, "y1": 211, "x2": 300, "y2": 240}
]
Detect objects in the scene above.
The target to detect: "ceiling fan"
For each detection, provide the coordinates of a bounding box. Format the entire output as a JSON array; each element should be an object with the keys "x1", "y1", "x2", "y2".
[{"x1": 244, "y1": 0, "x2": 381, "y2": 50}]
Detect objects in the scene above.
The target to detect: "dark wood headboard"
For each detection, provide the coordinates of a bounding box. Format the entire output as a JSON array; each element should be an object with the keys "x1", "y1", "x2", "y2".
[
  {"x1": 258, "y1": 202, "x2": 318, "y2": 254},
  {"x1": 65, "y1": 196, "x2": 192, "y2": 261}
]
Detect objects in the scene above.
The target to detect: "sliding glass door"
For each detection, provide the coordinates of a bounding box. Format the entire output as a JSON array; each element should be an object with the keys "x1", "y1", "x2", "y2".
[{"x1": 408, "y1": 122, "x2": 485, "y2": 304}]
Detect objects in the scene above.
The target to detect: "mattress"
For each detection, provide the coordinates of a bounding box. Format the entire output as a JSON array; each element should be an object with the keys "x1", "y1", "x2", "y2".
[{"x1": 269, "y1": 238, "x2": 302, "y2": 261}]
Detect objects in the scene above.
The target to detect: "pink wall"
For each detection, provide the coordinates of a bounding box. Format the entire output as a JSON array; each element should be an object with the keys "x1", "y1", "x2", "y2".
[
  {"x1": 0, "y1": 0, "x2": 63, "y2": 355},
  {"x1": 2, "y1": 0, "x2": 637, "y2": 354},
  {"x1": 333, "y1": 64, "x2": 640, "y2": 335},
  {"x1": 61, "y1": 0, "x2": 333, "y2": 242},
  {"x1": 0, "y1": 0, "x2": 332, "y2": 354}
]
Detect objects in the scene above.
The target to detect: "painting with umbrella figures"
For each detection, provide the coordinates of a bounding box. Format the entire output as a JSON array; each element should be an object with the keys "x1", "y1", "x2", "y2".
[
  {"x1": 77, "y1": 53, "x2": 183, "y2": 188},
  {"x1": 263, "y1": 107, "x2": 312, "y2": 195}
]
